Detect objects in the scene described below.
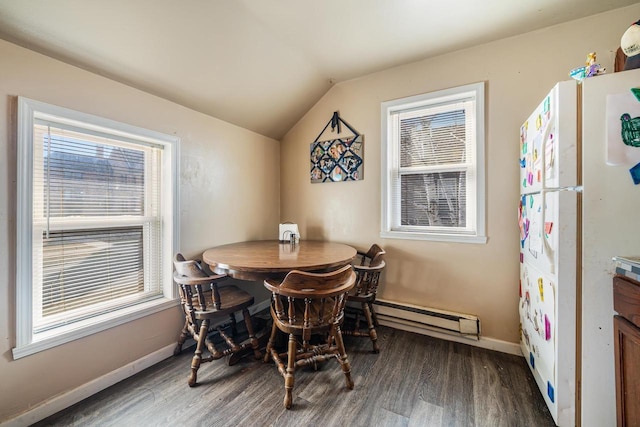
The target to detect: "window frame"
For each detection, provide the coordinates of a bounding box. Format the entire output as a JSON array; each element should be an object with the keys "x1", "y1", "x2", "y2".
[
  {"x1": 14, "y1": 97, "x2": 180, "y2": 359},
  {"x1": 380, "y1": 82, "x2": 487, "y2": 244}
]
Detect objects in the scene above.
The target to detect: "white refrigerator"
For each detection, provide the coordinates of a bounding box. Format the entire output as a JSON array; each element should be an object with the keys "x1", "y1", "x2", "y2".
[{"x1": 518, "y1": 68, "x2": 640, "y2": 427}]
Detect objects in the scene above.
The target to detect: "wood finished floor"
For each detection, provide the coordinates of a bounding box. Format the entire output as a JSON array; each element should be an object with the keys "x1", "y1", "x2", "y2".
[{"x1": 35, "y1": 326, "x2": 555, "y2": 427}]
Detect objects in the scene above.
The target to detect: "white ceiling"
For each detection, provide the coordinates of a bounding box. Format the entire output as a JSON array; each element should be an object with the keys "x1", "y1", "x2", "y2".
[{"x1": 0, "y1": 0, "x2": 636, "y2": 139}]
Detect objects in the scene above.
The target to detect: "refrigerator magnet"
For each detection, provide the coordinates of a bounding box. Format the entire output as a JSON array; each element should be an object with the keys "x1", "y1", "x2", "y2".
[
  {"x1": 544, "y1": 314, "x2": 551, "y2": 341},
  {"x1": 529, "y1": 352, "x2": 535, "y2": 369},
  {"x1": 543, "y1": 97, "x2": 551, "y2": 118},
  {"x1": 606, "y1": 92, "x2": 640, "y2": 165},
  {"x1": 519, "y1": 280, "x2": 522, "y2": 297},
  {"x1": 629, "y1": 162, "x2": 640, "y2": 185},
  {"x1": 538, "y1": 278, "x2": 544, "y2": 302}
]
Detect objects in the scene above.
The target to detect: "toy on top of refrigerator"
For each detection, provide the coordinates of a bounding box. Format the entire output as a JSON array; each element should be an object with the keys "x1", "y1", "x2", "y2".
[
  {"x1": 569, "y1": 52, "x2": 606, "y2": 81},
  {"x1": 622, "y1": 19, "x2": 640, "y2": 71}
]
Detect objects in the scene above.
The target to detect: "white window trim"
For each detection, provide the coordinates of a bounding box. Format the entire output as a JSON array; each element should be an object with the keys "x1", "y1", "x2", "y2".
[
  {"x1": 380, "y1": 82, "x2": 487, "y2": 244},
  {"x1": 14, "y1": 97, "x2": 180, "y2": 359}
]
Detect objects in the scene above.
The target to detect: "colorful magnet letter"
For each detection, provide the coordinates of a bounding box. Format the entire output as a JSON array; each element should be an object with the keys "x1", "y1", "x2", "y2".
[
  {"x1": 538, "y1": 278, "x2": 544, "y2": 302},
  {"x1": 544, "y1": 314, "x2": 551, "y2": 341},
  {"x1": 629, "y1": 162, "x2": 640, "y2": 185},
  {"x1": 544, "y1": 221, "x2": 553, "y2": 235},
  {"x1": 547, "y1": 381, "x2": 555, "y2": 403},
  {"x1": 543, "y1": 97, "x2": 550, "y2": 117},
  {"x1": 529, "y1": 352, "x2": 535, "y2": 369},
  {"x1": 519, "y1": 280, "x2": 522, "y2": 297}
]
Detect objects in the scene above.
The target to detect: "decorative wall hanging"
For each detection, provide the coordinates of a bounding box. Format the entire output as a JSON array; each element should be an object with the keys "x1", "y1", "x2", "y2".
[{"x1": 310, "y1": 111, "x2": 363, "y2": 183}]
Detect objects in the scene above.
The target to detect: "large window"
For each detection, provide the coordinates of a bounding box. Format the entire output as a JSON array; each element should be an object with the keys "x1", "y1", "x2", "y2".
[
  {"x1": 381, "y1": 82, "x2": 486, "y2": 243},
  {"x1": 14, "y1": 97, "x2": 179, "y2": 358}
]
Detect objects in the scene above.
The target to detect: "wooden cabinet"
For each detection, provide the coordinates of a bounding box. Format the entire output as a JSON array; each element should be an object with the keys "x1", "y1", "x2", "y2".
[{"x1": 613, "y1": 275, "x2": 640, "y2": 426}]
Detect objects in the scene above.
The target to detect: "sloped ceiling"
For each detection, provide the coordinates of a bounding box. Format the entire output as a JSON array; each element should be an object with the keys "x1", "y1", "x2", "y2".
[{"x1": 0, "y1": 0, "x2": 636, "y2": 139}]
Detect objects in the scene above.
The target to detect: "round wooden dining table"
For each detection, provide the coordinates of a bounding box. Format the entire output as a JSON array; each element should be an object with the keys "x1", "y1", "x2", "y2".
[{"x1": 202, "y1": 240, "x2": 357, "y2": 281}]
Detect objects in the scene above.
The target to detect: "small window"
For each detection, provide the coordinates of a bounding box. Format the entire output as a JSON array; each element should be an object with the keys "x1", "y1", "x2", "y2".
[
  {"x1": 381, "y1": 83, "x2": 486, "y2": 243},
  {"x1": 14, "y1": 97, "x2": 180, "y2": 358}
]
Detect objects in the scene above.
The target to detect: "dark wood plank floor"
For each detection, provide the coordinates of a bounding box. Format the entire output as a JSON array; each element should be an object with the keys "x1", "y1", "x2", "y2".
[{"x1": 34, "y1": 325, "x2": 554, "y2": 427}]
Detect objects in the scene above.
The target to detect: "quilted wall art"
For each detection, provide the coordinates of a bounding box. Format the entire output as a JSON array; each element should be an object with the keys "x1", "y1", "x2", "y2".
[
  {"x1": 310, "y1": 135, "x2": 364, "y2": 183},
  {"x1": 310, "y1": 112, "x2": 364, "y2": 183}
]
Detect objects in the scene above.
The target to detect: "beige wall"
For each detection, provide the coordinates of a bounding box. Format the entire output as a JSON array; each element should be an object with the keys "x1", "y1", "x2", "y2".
[
  {"x1": 0, "y1": 39, "x2": 279, "y2": 421},
  {"x1": 280, "y1": 5, "x2": 640, "y2": 344}
]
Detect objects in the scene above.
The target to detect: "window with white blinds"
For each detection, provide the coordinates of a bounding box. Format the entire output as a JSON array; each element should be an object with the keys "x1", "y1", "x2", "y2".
[
  {"x1": 15, "y1": 97, "x2": 179, "y2": 358},
  {"x1": 381, "y1": 83, "x2": 486, "y2": 243}
]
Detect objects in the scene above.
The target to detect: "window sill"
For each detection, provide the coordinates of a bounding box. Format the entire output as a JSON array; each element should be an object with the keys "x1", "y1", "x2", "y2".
[
  {"x1": 12, "y1": 297, "x2": 180, "y2": 360},
  {"x1": 380, "y1": 230, "x2": 488, "y2": 244}
]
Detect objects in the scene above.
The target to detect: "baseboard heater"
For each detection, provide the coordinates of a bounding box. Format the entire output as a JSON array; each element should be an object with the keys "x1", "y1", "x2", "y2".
[{"x1": 373, "y1": 299, "x2": 481, "y2": 340}]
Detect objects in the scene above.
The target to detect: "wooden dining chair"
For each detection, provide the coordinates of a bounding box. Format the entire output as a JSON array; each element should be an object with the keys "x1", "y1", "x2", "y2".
[
  {"x1": 263, "y1": 264, "x2": 356, "y2": 409},
  {"x1": 173, "y1": 253, "x2": 261, "y2": 387},
  {"x1": 343, "y1": 243, "x2": 386, "y2": 353}
]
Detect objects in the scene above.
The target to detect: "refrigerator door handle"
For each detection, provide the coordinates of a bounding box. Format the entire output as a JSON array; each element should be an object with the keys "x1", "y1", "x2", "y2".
[
  {"x1": 559, "y1": 185, "x2": 583, "y2": 192},
  {"x1": 540, "y1": 186, "x2": 580, "y2": 275},
  {"x1": 540, "y1": 190, "x2": 556, "y2": 275}
]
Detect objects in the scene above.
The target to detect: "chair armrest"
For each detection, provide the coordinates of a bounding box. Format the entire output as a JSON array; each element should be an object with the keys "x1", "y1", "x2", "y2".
[
  {"x1": 352, "y1": 261, "x2": 385, "y2": 273},
  {"x1": 173, "y1": 270, "x2": 228, "y2": 286}
]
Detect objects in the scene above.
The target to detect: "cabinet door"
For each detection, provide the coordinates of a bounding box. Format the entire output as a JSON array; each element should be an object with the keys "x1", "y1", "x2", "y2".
[{"x1": 614, "y1": 315, "x2": 640, "y2": 426}]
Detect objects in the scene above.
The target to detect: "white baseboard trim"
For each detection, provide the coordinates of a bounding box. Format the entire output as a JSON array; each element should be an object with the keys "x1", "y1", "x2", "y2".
[
  {"x1": 2, "y1": 343, "x2": 175, "y2": 427},
  {"x1": 378, "y1": 316, "x2": 522, "y2": 356}
]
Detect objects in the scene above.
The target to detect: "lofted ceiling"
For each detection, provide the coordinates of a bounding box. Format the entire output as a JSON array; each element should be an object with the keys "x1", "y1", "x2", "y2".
[{"x1": 0, "y1": 0, "x2": 636, "y2": 139}]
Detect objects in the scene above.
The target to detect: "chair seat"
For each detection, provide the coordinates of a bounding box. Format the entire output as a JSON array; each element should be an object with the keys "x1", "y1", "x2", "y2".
[{"x1": 195, "y1": 285, "x2": 254, "y2": 319}]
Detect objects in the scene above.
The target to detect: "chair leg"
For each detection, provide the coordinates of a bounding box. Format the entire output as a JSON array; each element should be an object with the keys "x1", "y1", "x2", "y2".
[
  {"x1": 242, "y1": 308, "x2": 262, "y2": 359},
  {"x1": 362, "y1": 302, "x2": 380, "y2": 353},
  {"x1": 369, "y1": 301, "x2": 380, "y2": 327},
  {"x1": 229, "y1": 313, "x2": 238, "y2": 337},
  {"x1": 284, "y1": 333, "x2": 297, "y2": 409},
  {"x1": 264, "y1": 321, "x2": 279, "y2": 363},
  {"x1": 333, "y1": 327, "x2": 354, "y2": 390},
  {"x1": 189, "y1": 319, "x2": 209, "y2": 387},
  {"x1": 174, "y1": 317, "x2": 190, "y2": 356}
]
